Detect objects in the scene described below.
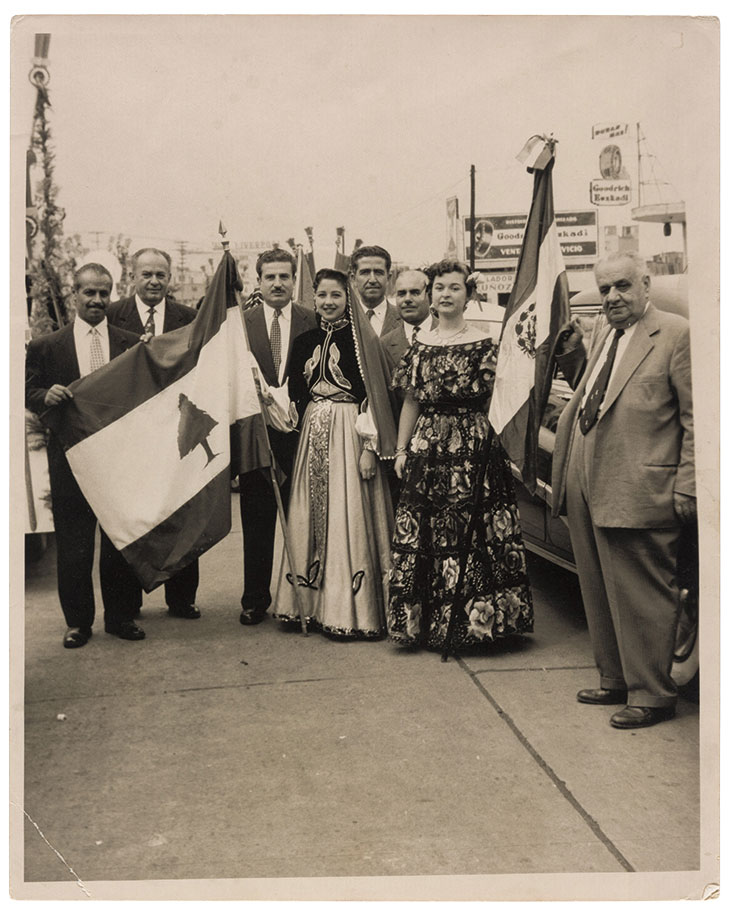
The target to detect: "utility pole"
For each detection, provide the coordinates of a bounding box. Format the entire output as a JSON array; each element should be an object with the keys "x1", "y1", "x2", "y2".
[
  {"x1": 176, "y1": 240, "x2": 188, "y2": 283},
  {"x1": 469, "y1": 165, "x2": 476, "y2": 273}
]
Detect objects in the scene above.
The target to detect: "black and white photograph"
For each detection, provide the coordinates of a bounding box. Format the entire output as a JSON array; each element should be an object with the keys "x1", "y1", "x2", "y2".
[{"x1": 8, "y1": 10, "x2": 721, "y2": 903}]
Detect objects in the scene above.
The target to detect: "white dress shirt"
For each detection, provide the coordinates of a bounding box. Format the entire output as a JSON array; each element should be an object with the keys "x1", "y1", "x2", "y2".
[
  {"x1": 403, "y1": 315, "x2": 432, "y2": 344},
  {"x1": 580, "y1": 302, "x2": 649, "y2": 412},
  {"x1": 74, "y1": 317, "x2": 110, "y2": 377},
  {"x1": 361, "y1": 299, "x2": 387, "y2": 336},
  {"x1": 135, "y1": 294, "x2": 167, "y2": 336},
  {"x1": 262, "y1": 302, "x2": 292, "y2": 385}
]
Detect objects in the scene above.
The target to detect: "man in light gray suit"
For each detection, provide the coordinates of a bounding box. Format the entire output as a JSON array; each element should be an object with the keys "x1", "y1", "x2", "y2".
[{"x1": 551, "y1": 251, "x2": 695, "y2": 729}]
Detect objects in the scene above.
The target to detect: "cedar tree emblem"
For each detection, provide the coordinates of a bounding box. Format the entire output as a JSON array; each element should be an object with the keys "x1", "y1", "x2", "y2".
[{"x1": 177, "y1": 393, "x2": 219, "y2": 465}]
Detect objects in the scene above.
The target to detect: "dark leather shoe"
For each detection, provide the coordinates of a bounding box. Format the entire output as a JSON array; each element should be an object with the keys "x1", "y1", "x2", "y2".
[
  {"x1": 240, "y1": 606, "x2": 267, "y2": 625},
  {"x1": 610, "y1": 705, "x2": 676, "y2": 729},
  {"x1": 105, "y1": 621, "x2": 146, "y2": 641},
  {"x1": 168, "y1": 604, "x2": 201, "y2": 619},
  {"x1": 577, "y1": 687, "x2": 628, "y2": 705},
  {"x1": 63, "y1": 628, "x2": 91, "y2": 649}
]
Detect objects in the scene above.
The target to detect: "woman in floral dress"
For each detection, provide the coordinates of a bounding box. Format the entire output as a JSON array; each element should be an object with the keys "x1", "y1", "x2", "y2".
[
  {"x1": 387, "y1": 259, "x2": 533, "y2": 652},
  {"x1": 271, "y1": 268, "x2": 397, "y2": 639}
]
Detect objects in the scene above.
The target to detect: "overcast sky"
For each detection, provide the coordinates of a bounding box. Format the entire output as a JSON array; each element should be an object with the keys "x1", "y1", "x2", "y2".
[{"x1": 11, "y1": 14, "x2": 719, "y2": 267}]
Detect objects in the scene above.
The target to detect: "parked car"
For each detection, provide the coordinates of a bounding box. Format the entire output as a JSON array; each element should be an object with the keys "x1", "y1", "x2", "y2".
[{"x1": 509, "y1": 274, "x2": 699, "y2": 690}]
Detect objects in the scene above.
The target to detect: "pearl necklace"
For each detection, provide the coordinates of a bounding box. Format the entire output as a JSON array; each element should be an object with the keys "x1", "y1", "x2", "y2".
[{"x1": 435, "y1": 324, "x2": 468, "y2": 342}]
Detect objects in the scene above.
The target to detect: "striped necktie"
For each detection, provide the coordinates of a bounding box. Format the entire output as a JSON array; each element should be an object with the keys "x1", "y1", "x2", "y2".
[{"x1": 580, "y1": 329, "x2": 624, "y2": 435}]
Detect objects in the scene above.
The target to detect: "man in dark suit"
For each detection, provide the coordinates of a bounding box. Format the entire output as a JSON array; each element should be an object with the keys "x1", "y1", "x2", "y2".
[
  {"x1": 349, "y1": 245, "x2": 401, "y2": 338},
  {"x1": 237, "y1": 248, "x2": 318, "y2": 624},
  {"x1": 106, "y1": 247, "x2": 202, "y2": 621},
  {"x1": 25, "y1": 264, "x2": 145, "y2": 647},
  {"x1": 381, "y1": 268, "x2": 435, "y2": 375},
  {"x1": 551, "y1": 252, "x2": 695, "y2": 729}
]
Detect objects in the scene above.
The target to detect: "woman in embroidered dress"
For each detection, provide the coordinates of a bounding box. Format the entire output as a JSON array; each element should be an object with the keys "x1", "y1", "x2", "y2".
[
  {"x1": 387, "y1": 259, "x2": 533, "y2": 652},
  {"x1": 271, "y1": 268, "x2": 397, "y2": 639}
]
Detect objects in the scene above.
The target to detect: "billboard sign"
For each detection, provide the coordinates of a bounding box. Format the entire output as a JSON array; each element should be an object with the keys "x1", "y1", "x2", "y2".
[
  {"x1": 590, "y1": 179, "x2": 632, "y2": 206},
  {"x1": 591, "y1": 122, "x2": 630, "y2": 140},
  {"x1": 465, "y1": 210, "x2": 597, "y2": 266}
]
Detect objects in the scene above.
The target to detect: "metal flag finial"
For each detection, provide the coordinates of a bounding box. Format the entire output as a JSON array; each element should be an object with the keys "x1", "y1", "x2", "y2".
[{"x1": 218, "y1": 220, "x2": 229, "y2": 251}]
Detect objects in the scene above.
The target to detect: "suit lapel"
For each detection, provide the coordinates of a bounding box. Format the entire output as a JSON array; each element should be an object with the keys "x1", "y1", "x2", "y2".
[
  {"x1": 108, "y1": 325, "x2": 134, "y2": 359},
  {"x1": 285, "y1": 305, "x2": 306, "y2": 377},
  {"x1": 119, "y1": 297, "x2": 144, "y2": 334},
  {"x1": 162, "y1": 302, "x2": 186, "y2": 332},
  {"x1": 380, "y1": 304, "x2": 401, "y2": 338},
  {"x1": 600, "y1": 307, "x2": 657, "y2": 418},
  {"x1": 247, "y1": 306, "x2": 277, "y2": 384},
  {"x1": 60, "y1": 323, "x2": 81, "y2": 381}
]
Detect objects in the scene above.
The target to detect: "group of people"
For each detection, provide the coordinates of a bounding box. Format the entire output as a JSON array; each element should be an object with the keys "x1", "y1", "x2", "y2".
[{"x1": 26, "y1": 242, "x2": 695, "y2": 729}]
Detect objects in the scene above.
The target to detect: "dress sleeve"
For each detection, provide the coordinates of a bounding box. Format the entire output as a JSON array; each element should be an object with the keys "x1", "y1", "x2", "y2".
[
  {"x1": 287, "y1": 334, "x2": 313, "y2": 425},
  {"x1": 391, "y1": 343, "x2": 418, "y2": 392}
]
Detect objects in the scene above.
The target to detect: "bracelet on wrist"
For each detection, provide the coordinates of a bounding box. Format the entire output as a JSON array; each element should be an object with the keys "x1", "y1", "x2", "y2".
[{"x1": 395, "y1": 446, "x2": 408, "y2": 456}]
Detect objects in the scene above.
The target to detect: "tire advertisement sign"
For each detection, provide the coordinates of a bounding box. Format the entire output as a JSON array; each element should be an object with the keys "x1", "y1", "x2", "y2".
[
  {"x1": 465, "y1": 210, "x2": 597, "y2": 267},
  {"x1": 590, "y1": 121, "x2": 636, "y2": 209}
]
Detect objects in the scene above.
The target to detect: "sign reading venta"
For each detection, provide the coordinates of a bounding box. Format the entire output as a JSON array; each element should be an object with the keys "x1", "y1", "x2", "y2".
[{"x1": 465, "y1": 211, "x2": 597, "y2": 265}]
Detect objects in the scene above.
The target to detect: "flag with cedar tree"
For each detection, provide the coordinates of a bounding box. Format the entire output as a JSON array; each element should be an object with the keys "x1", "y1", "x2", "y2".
[{"x1": 47, "y1": 251, "x2": 263, "y2": 590}]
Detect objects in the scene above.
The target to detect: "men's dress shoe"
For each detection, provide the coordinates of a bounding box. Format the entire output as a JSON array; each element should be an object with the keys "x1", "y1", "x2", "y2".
[
  {"x1": 104, "y1": 621, "x2": 146, "y2": 641},
  {"x1": 577, "y1": 687, "x2": 628, "y2": 705},
  {"x1": 168, "y1": 604, "x2": 201, "y2": 619},
  {"x1": 610, "y1": 705, "x2": 676, "y2": 729},
  {"x1": 63, "y1": 628, "x2": 91, "y2": 649},
  {"x1": 240, "y1": 606, "x2": 268, "y2": 626}
]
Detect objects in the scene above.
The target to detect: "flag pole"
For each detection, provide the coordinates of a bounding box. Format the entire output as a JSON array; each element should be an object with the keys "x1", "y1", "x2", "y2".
[{"x1": 220, "y1": 223, "x2": 309, "y2": 636}]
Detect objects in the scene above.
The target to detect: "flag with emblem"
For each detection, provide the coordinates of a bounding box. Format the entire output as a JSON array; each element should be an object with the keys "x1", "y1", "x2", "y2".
[
  {"x1": 488, "y1": 137, "x2": 571, "y2": 494},
  {"x1": 47, "y1": 251, "x2": 263, "y2": 590}
]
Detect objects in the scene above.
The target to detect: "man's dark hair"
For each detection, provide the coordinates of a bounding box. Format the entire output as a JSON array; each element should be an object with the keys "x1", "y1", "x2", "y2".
[
  {"x1": 130, "y1": 247, "x2": 172, "y2": 272},
  {"x1": 255, "y1": 248, "x2": 297, "y2": 279},
  {"x1": 350, "y1": 245, "x2": 392, "y2": 274},
  {"x1": 73, "y1": 263, "x2": 113, "y2": 290}
]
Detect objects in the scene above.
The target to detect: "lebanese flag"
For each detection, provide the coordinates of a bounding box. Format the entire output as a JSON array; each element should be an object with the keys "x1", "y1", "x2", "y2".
[
  {"x1": 488, "y1": 140, "x2": 571, "y2": 494},
  {"x1": 51, "y1": 251, "x2": 263, "y2": 590},
  {"x1": 294, "y1": 245, "x2": 315, "y2": 310}
]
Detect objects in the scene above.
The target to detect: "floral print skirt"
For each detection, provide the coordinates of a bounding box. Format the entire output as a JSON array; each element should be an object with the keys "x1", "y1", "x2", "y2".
[{"x1": 387, "y1": 406, "x2": 533, "y2": 650}]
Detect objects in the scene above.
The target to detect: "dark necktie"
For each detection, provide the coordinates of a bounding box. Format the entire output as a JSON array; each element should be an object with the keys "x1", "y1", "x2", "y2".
[
  {"x1": 412, "y1": 324, "x2": 420, "y2": 340},
  {"x1": 270, "y1": 310, "x2": 282, "y2": 377},
  {"x1": 580, "y1": 329, "x2": 624, "y2": 435},
  {"x1": 144, "y1": 307, "x2": 156, "y2": 336},
  {"x1": 366, "y1": 309, "x2": 375, "y2": 322}
]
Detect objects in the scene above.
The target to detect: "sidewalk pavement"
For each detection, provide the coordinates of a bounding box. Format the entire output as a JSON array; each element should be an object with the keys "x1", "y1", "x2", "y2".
[{"x1": 17, "y1": 501, "x2": 702, "y2": 899}]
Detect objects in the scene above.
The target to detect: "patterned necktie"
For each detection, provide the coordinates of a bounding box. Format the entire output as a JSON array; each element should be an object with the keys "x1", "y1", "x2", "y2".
[
  {"x1": 270, "y1": 310, "x2": 282, "y2": 377},
  {"x1": 144, "y1": 307, "x2": 156, "y2": 336},
  {"x1": 412, "y1": 324, "x2": 420, "y2": 340},
  {"x1": 89, "y1": 327, "x2": 105, "y2": 372},
  {"x1": 579, "y1": 328, "x2": 624, "y2": 435}
]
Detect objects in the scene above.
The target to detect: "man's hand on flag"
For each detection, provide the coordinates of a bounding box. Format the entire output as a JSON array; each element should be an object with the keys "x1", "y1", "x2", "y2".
[
  {"x1": 44, "y1": 384, "x2": 74, "y2": 407},
  {"x1": 556, "y1": 319, "x2": 584, "y2": 354}
]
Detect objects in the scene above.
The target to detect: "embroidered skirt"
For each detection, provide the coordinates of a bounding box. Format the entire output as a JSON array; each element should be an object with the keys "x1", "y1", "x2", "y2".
[{"x1": 272, "y1": 399, "x2": 393, "y2": 638}]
